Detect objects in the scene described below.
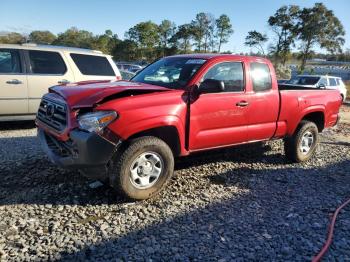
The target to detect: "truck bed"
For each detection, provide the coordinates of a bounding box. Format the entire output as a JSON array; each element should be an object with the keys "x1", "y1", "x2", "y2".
[{"x1": 276, "y1": 86, "x2": 342, "y2": 137}]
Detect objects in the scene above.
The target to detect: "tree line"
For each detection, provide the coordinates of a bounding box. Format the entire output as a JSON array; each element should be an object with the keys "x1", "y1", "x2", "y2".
[
  {"x1": 244, "y1": 3, "x2": 345, "y2": 70},
  {"x1": 0, "y1": 13, "x2": 233, "y2": 63},
  {"x1": 0, "y1": 3, "x2": 347, "y2": 70}
]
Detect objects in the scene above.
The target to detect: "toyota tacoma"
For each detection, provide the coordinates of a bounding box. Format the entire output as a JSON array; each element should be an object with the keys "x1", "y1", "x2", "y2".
[{"x1": 36, "y1": 54, "x2": 342, "y2": 200}]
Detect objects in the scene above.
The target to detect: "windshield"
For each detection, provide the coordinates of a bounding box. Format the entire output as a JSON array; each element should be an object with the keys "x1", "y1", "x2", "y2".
[
  {"x1": 132, "y1": 57, "x2": 206, "y2": 89},
  {"x1": 286, "y1": 76, "x2": 320, "y2": 85}
]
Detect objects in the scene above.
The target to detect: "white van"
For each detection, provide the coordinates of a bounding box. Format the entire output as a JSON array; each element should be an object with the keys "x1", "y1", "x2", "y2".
[{"x1": 0, "y1": 44, "x2": 121, "y2": 121}]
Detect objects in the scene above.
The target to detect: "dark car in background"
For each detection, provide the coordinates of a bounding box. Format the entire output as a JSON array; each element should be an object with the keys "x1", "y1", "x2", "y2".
[
  {"x1": 115, "y1": 62, "x2": 143, "y2": 73},
  {"x1": 120, "y1": 70, "x2": 135, "y2": 80}
]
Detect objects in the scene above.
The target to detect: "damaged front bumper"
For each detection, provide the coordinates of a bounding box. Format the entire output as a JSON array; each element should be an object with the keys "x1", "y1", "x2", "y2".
[{"x1": 38, "y1": 129, "x2": 120, "y2": 180}]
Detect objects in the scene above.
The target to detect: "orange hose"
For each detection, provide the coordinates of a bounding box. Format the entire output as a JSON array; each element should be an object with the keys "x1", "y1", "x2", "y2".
[{"x1": 312, "y1": 198, "x2": 350, "y2": 262}]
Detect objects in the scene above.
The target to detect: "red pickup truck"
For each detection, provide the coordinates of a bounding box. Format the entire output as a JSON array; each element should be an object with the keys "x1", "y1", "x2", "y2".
[{"x1": 36, "y1": 54, "x2": 342, "y2": 200}]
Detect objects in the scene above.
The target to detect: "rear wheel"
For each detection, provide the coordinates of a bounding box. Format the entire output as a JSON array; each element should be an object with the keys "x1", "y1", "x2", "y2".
[
  {"x1": 109, "y1": 136, "x2": 174, "y2": 200},
  {"x1": 284, "y1": 120, "x2": 319, "y2": 163}
]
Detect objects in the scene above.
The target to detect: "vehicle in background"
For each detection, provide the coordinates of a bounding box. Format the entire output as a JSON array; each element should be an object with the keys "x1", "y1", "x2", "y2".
[
  {"x1": 277, "y1": 79, "x2": 288, "y2": 84},
  {"x1": 0, "y1": 44, "x2": 121, "y2": 121},
  {"x1": 120, "y1": 70, "x2": 135, "y2": 80},
  {"x1": 115, "y1": 62, "x2": 143, "y2": 73},
  {"x1": 37, "y1": 54, "x2": 342, "y2": 200},
  {"x1": 285, "y1": 75, "x2": 347, "y2": 101}
]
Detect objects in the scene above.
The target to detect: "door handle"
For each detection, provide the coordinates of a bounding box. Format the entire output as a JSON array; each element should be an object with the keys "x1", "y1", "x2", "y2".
[
  {"x1": 6, "y1": 79, "x2": 22, "y2": 85},
  {"x1": 58, "y1": 79, "x2": 70, "y2": 85},
  {"x1": 236, "y1": 101, "x2": 249, "y2": 107}
]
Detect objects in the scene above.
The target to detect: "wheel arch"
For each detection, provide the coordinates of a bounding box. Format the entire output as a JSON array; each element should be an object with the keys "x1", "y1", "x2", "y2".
[
  {"x1": 127, "y1": 126, "x2": 182, "y2": 157},
  {"x1": 301, "y1": 111, "x2": 325, "y2": 132},
  {"x1": 288, "y1": 107, "x2": 325, "y2": 136}
]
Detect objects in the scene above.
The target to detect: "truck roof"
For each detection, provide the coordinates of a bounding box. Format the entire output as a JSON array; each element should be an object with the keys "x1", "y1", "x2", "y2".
[
  {"x1": 0, "y1": 43, "x2": 104, "y2": 55},
  {"x1": 168, "y1": 53, "x2": 270, "y2": 62}
]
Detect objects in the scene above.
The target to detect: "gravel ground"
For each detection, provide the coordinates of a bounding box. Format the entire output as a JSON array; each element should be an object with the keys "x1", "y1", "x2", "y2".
[{"x1": 0, "y1": 107, "x2": 349, "y2": 261}]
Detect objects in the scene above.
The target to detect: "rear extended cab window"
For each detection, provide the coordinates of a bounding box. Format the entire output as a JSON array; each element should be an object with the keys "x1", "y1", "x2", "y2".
[
  {"x1": 70, "y1": 53, "x2": 114, "y2": 76},
  {"x1": 250, "y1": 62, "x2": 272, "y2": 92},
  {"x1": 28, "y1": 50, "x2": 66, "y2": 75}
]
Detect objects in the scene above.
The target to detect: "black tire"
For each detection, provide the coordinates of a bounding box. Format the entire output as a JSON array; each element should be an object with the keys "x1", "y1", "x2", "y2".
[
  {"x1": 284, "y1": 120, "x2": 319, "y2": 163},
  {"x1": 109, "y1": 136, "x2": 174, "y2": 200}
]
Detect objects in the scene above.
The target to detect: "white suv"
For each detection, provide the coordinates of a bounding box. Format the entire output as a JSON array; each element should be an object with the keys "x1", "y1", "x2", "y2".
[
  {"x1": 0, "y1": 44, "x2": 121, "y2": 121},
  {"x1": 286, "y1": 75, "x2": 347, "y2": 101}
]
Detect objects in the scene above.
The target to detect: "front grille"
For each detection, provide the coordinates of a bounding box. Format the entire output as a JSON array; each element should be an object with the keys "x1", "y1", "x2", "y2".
[{"x1": 37, "y1": 98, "x2": 67, "y2": 132}]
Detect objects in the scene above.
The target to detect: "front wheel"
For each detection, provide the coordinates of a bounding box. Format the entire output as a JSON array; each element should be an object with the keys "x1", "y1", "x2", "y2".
[
  {"x1": 284, "y1": 120, "x2": 319, "y2": 163},
  {"x1": 109, "y1": 136, "x2": 174, "y2": 200}
]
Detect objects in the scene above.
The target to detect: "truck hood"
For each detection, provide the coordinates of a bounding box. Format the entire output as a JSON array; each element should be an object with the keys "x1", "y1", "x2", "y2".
[{"x1": 49, "y1": 80, "x2": 171, "y2": 108}]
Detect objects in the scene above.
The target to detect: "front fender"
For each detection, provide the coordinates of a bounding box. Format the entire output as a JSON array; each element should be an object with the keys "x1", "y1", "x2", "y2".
[{"x1": 110, "y1": 115, "x2": 188, "y2": 155}]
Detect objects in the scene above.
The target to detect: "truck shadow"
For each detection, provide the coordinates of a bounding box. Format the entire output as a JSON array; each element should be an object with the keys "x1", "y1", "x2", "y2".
[
  {"x1": 0, "y1": 137, "x2": 286, "y2": 206},
  {"x1": 56, "y1": 159, "x2": 350, "y2": 261},
  {"x1": 321, "y1": 140, "x2": 350, "y2": 147},
  {"x1": 0, "y1": 134, "x2": 344, "y2": 207},
  {"x1": 0, "y1": 121, "x2": 36, "y2": 130},
  {"x1": 175, "y1": 142, "x2": 286, "y2": 170}
]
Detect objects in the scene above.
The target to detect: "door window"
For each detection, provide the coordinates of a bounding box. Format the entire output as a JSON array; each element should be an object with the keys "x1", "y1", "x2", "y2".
[
  {"x1": 329, "y1": 78, "x2": 337, "y2": 86},
  {"x1": 318, "y1": 77, "x2": 328, "y2": 86},
  {"x1": 202, "y1": 62, "x2": 244, "y2": 92},
  {"x1": 29, "y1": 50, "x2": 66, "y2": 75},
  {"x1": 0, "y1": 49, "x2": 22, "y2": 73},
  {"x1": 70, "y1": 54, "x2": 114, "y2": 76},
  {"x1": 250, "y1": 63, "x2": 272, "y2": 92}
]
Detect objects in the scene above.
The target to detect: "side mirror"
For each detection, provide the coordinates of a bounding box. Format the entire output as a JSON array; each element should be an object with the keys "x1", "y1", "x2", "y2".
[
  {"x1": 318, "y1": 83, "x2": 326, "y2": 89},
  {"x1": 198, "y1": 79, "x2": 225, "y2": 94}
]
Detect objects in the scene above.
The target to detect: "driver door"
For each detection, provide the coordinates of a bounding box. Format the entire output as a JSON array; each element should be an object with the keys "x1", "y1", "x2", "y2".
[{"x1": 189, "y1": 62, "x2": 249, "y2": 151}]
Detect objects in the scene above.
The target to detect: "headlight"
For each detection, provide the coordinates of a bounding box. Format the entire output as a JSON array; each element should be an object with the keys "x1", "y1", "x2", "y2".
[{"x1": 78, "y1": 111, "x2": 118, "y2": 133}]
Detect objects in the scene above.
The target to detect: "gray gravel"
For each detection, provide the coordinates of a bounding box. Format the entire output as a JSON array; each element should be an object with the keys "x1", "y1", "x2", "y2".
[{"x1": 0, "y1": 116, "x2": 349, "y2": 261}]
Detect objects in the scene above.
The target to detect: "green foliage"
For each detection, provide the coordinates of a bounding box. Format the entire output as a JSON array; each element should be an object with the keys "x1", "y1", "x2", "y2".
[
  {"x1": 297, "y1": 66, "x2": 304, "y2": 75},
  {"x1": 0, "y1": 32, "x2": 26, "y2": 44},
  {"x1": 112, "y1": 40, "x2": 138, "y2": 61},
  {"x1": 53, "y1": 27, "x2": 96, "y2": 49},
  {"x1": 29, "y1": 30, "x2": 56, "y2": 44},
  {"x1": 296, "y1": 3, "x2": 345, "y2": 70},
  {"x1": 158, "y1": 20, "x2": 176, "y2": 55},
  {"x1": 244, "y1": 31, "x2": 268, "y2": 55},
  {"x1": 92, "y1": 30, "x2": 119, "y2": 55},
  {"x1": 0, "y1": 4, "x2": 345, "y2": 66},
  {"x1": 190, "y1": 12, "x2": 212, "y2": 52},
  {"x1": 171, "y1": 24, "x2": 193, "y2": 53},
  {"x1": 268, "y1": 5, "x2": 299, "y2": 65},
  {"x1": 274, "y1": 63, "x2": 292, "y2": 79},
  {"x1": 125, "y1": 21, "x2": 160, "y2": 61},
  {"x1": 0, "y1": 12, "x2": 234, "y2": 62},
  {"x1": 216, "y1": 15, "x2": 233, "y2": 53},
  {"x1": 52, "y1": 28, "x2": 119, "y2": 56}
]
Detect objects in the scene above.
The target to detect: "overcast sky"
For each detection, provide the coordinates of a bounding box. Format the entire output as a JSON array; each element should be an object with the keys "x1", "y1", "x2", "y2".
[{"x1": 1, "y1": 0, "x2": 349, "y2": 53}]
